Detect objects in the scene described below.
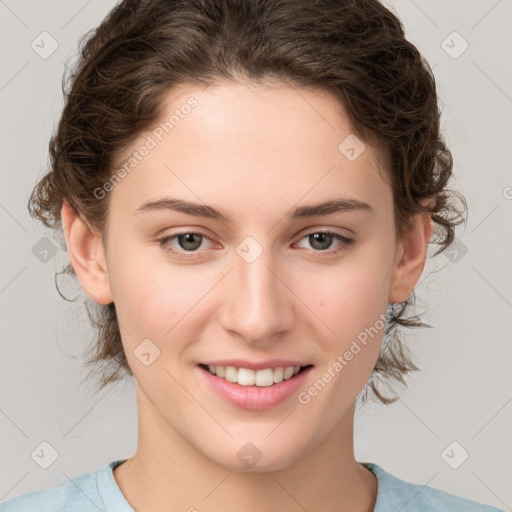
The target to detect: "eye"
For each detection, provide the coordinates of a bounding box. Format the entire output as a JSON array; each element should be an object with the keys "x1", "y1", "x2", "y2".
[
  {"x1": 158, "y1": 232, "x2": 215, "y2": 258},
  {"x1": 295, "y1": 231, "x2": 355, "y2": 255},
  {"x1": 157, "y1": 230, "x2": 355, "y2": 259}
]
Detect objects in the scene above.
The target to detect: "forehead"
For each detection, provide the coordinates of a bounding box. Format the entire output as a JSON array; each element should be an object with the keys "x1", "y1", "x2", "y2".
[{"x1": 108, "y1": 80, "x2": 391, "y2": 219}]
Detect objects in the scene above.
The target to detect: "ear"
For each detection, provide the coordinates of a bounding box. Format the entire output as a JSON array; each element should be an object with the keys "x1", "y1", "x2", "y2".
[
  {"x1": 61, "y1": 200, "x2": 113, "y2": 305},
  {"x1": 388, "y1": 198, "x2": 435, "y2": 304}
]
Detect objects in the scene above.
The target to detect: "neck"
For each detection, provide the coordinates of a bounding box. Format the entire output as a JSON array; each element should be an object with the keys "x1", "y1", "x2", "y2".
[{"x1": 113, "y1": 388, "x2": 377, "y2": 512}]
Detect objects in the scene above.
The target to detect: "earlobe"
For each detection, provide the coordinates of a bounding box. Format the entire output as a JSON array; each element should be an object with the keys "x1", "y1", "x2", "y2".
[
  {"x1": 60, "y1": 200, "x2": 113, "y2": 305},
  {"x1": 388, "y1": 201, "x2": 434, "y2": 304}
]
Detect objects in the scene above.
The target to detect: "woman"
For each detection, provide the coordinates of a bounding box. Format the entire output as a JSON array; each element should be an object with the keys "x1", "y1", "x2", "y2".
[{"x1": 1, "y1": 0, "x2": 504, "y2": 510}]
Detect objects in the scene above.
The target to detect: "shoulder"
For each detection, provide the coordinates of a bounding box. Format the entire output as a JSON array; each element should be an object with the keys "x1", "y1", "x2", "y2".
[
  {"x1": 0, "y1": 460, "x2": 129, "y2": 512},
  {"x1": 364, "y1": 462, "x2": 505, "y2": 512},
  {"x1": 0, "y1": 472, "x2": 100, "y2": 512}
]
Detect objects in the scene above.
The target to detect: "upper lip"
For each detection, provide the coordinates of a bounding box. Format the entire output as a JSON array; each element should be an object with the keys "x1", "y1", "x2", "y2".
[{"x1": 200, "y1": 359, "x2": 312, "y2": 371}]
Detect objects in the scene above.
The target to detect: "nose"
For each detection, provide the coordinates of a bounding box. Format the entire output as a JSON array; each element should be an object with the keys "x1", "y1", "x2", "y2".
[{"x1": 218, "y1": 244, "x2": 295, "y2": 345}]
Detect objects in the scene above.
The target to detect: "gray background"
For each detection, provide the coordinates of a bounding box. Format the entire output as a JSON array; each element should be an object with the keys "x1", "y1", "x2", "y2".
[{"x1": 1, "y1": 0, "x2": 511, "y2": 509}]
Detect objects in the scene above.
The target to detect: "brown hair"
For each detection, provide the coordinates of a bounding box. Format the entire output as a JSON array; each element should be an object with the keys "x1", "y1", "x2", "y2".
[{"x1": 28, "y1": 0, "x2": 466, "y2": 404}]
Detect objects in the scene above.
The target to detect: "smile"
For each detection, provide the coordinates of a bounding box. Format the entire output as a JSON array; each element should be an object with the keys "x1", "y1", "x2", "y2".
[
  {"x1": 198, "y1": 362, "x2": 314, "y2": 410},
  {"x1": 200, "y1": 364, "x2": 311, "y2": 387}
]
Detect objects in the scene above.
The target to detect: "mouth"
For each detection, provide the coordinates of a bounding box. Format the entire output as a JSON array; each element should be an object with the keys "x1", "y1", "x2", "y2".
[{"x1": 198, "y1": 363, "x2": 313, "y2": 387}]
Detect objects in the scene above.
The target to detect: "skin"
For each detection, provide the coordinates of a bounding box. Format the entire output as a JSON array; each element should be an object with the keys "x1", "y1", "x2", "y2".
[{"x1": 62, "y1": 80, "x2": 434, "y2": 512}]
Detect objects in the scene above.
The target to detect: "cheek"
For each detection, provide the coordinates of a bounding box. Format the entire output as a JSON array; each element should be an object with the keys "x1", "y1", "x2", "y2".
[
  {"x1": 105, "y1": 238, "x2": 183, "y2": 341},
  {"x1": 293, "y1": 249, "x2": 392, "y2": 382},
  {"x1": 113, "y1": 273, "x2": 190, "y2": 341},
  {"x1": 107, "y1": 242, "x2": 218, "y2": 358},
  {"x1": 306, "y1": 262, "x2": 390, "y2": 335}
]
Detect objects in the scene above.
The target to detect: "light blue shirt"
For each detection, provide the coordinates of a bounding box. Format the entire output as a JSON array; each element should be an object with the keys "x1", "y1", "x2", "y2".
[{"x1": 0, "y1": 459, "x2": 505, "y2": 511}]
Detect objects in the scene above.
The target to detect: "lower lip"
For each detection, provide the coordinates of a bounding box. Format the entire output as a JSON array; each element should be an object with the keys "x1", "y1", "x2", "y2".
[{"x1": 198, "y1": 365, "x2": 313, "y2": 411}]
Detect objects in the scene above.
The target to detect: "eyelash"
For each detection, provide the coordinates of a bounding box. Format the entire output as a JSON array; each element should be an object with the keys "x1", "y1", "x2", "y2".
[{"x1": 157, "y1": 230, "x2": 355, "y2": 259}]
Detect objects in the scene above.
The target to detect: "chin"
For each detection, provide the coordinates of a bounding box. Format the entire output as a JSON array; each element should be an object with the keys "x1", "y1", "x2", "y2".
[{"x1": 201, "y1": 439, "x2": 306, "y2": 473}]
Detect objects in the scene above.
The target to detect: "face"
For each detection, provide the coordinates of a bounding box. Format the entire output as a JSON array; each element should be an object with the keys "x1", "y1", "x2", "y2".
[{"x1": 75, "y1": 80, "x2": 413, "y2": 471}]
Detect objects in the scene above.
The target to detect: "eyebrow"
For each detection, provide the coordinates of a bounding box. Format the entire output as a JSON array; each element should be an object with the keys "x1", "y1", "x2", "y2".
[{"x1": 134, "y1": 196, "x2": 374, "y2": 222}]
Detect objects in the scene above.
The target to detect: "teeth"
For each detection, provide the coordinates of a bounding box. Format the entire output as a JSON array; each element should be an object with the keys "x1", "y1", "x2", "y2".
[
  {"x1": 238, "y1": 367, "x2": 255, "y2": 386},
  {"x1": 273, "y1": 367, "x2": 284, "y2": 383},
  {"x1": 283, "y1": 367, "x2": 294, "y2": 380},
  {"x1": 225, "y1": 366, "x2": 238, "y2": 383},
  {"x1": 206, "y1": 365, "x2": 304, "y2": 387},
  {"x1": 255, "y1": 368, "x2": 274, "y2": 386}
]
